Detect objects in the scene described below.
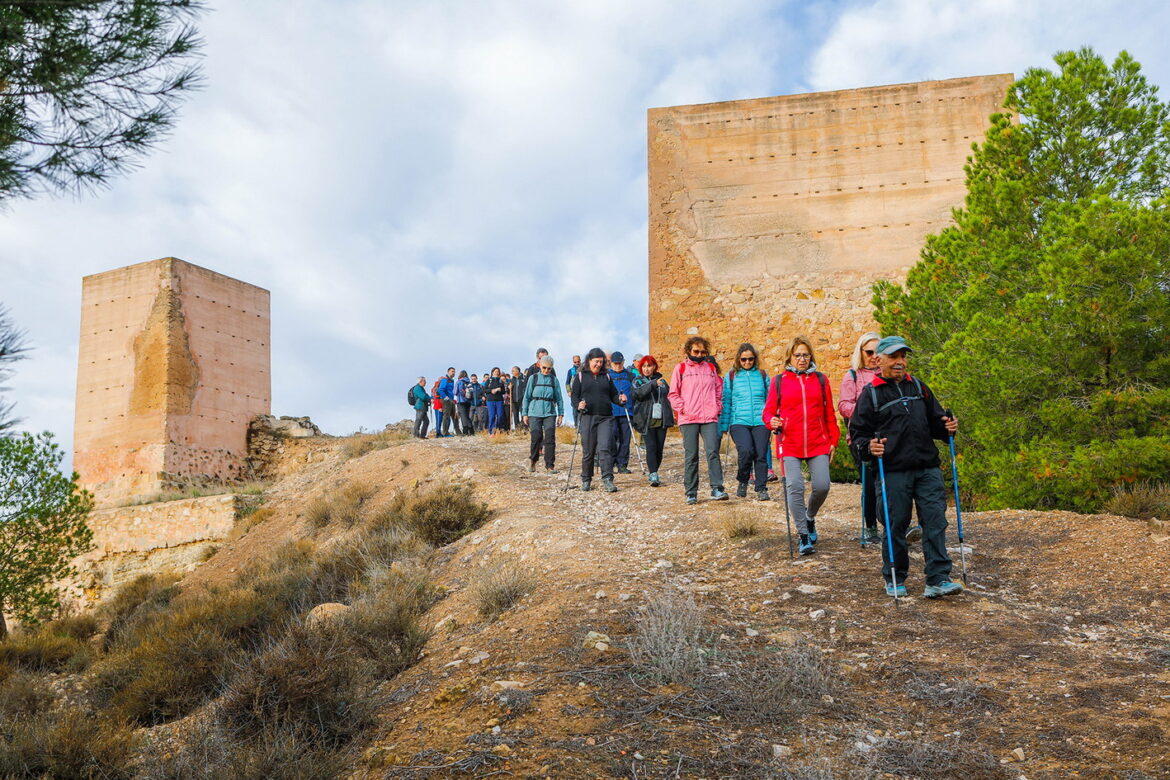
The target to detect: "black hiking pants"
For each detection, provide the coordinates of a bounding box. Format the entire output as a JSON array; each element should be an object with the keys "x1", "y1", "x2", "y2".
[
  {"x1": 579, "y1": 414, "x2": 614, "y2": 481},
  {"x1": 878, "y1": 466, "x2": 953, "y2": 586},
  {"x1": 643, "y1": 426, "x2": 666, "y2": 474},
  {"x1": 529, "y1": 416, "x2": 556, "y2": 468},
  {"x1": 729, "y1": 424, "x2": 770, "y2": 491}
]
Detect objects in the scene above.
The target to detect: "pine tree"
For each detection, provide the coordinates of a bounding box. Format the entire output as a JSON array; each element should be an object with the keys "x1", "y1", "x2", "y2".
[
  {"x1": 872, "y1": 48, "x2": 1170, "y2": 511},
  {"x1": 0, "y1": 0, "x2": 204, "y2": 202}
]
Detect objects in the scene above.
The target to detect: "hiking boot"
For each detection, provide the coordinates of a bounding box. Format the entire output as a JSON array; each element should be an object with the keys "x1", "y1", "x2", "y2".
[
  {"x1": 711, "y1": 487, "x2": 729, "y2": 501},
  {"x1": 617, "y1": 466, "x2": 632, "y2": 474},
  {"x1": 767, "y1": 469, "x2": 778, "y2": 483},
  {"x1": 648, "y1": 472, "x2": 660, "y2": 487},
  {"x1": 603, "y1": 477, "x2": 618, "y2": 493},
  {"x1": 545, "y1": 466, "x2": 558, "y2": 474},
  {"x1": 807, "y1": 519, "x2": 818, "y2": 544},
  {"x1": 528, "y1": 459, "x2": 537, "y2": 473},
  {"x1": 862, "y1": 526, "x2": 881, "y2": 545},
  {"x1": 905, "y1": 525, "x2": 923, "y2": 543},
  {"x1": 923, "y1": 580, "x2": 964, "y2": 599},
  {"x1": 798, "y1": 534, "x2": 815, "y2": 555},
  {"x1": 581, "y1": 479, "x2": 592, "y2": 492},
  {"x1": 685, "y1": 494, "x2": 698, "y2": 505},
  {"x1": 736, "y1": 482, "x2": 748, "y2": 498},
  {"x1": 884, "y1": 581, "x2": 907, "y2": 597},
  {"x1": 756, "y1": 489, "x2": 770, "y2": 502}
]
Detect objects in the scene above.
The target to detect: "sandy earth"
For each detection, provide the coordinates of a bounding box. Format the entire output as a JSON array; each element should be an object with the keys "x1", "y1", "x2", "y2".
[{"x1": 190, "y1": 431, "x2": 1170, "y2": 779}]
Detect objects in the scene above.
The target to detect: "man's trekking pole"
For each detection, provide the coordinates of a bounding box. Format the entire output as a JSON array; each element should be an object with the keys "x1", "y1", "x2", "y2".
[
  {"x1": 945, "y1": 409, "x2": 968, "y2": 584},
  {"x1": 860, "y1": 461, "x2": 868, "y2": 548},
  {"x1": 775, "y1": 433, "x2": 794, "y2": 560},
  {"x1": 622, "y1": 406, "x2": 646, "y2": 474},
  {"x1": 875, "y1": 433, "x2": 899, "y2": 606},
  {"x1": 563, "y1": 419, "x2": 581, "y2": 492}
]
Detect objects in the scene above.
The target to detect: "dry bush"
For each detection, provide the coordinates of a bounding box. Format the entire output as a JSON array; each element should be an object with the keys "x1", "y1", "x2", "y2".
[
  {"x1": 230, "y1": 505, "x2": 273, "y2": 540},
  {"x1": 556, "y1": 426, "x2": 578, "y2": 444},
  {"x1": 0, "y1": 629, "x2": 92, "y2": 674},
  {"x1": 0, "y1": 710, "x2": 138, "y2": 780},
  {"x1": 376, "y1": 483, "x2": 493, "y2": 546},
  {"x1": 338, "y1": 566, "x2": 435, "y2": 678},
  {"x1": 484, "y1": 460, "x2": 508, "y2": 476},
  {"x1": 341, "y1": 430, "x2": 410, "y2": 460},
  {"x1": 99, "y1": 572, "x2": 182, "y2": 652},
  {"x1": 716, "y1": 509, "x2": 760, "y2": 539},
  {"x1": 138, "y1": 721, "x2": 348, "y2": 780},
  {"x1": 1105, "y1": 481, "x2": 1170, "y2": 520},
  {"x1": 905, "y1": 671, "x2": 997, "y2": 711},
  {"x1": 702, "y1": 641, "x2": 840, "y2": 723},
  {"x1": 0, "y1": 672, "x2": 54, "y2": 720},
  {"x1": 304, "y1": 481, "x2": 377, "y2": 529},
  {"x1": 471, "y1": 559, "x2": 536, "y2": 620},
  {"x1": 49, "y1": 613, "x2": 100, "y2": 641},
  {"x1": 628, "y1": 587, "x2": 714, "y2": 685},
  {"x1": 860, "y1": 736, "x2": 1009, "y2": 779},
  {"x1": 219, "y1": 625, "x2": 381, "y2": 749}
]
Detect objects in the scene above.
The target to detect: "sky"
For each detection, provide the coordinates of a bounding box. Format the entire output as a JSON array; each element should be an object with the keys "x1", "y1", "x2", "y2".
[{"x1": 3, "y1": 0, "x2": 1169, "y2": 458}]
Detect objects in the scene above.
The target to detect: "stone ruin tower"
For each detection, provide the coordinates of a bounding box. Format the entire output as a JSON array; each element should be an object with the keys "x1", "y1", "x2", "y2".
[
  {"x1": 647, "y1": 73, "x2": 1014, "y2": 378},
  {"x1": 73, "y1": 258, "x2": 271, "y2": 507}
]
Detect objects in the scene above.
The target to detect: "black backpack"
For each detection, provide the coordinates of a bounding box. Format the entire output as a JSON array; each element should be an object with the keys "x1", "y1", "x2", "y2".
[{"x1": 407, "y1": 386, "x2": 417, "y2": 406}]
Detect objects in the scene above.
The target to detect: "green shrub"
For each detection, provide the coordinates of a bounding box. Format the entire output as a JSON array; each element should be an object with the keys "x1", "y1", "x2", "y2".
[
  {"x1": 377, "y1": 483, "x2": 493, "y2": 546},
  {"x1": 49, "y1": 613, "x2": 99, "y2": 641}
]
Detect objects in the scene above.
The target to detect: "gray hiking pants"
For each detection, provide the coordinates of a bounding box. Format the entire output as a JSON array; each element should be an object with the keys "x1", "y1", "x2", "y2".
[
  {"x1": 681, "y1": 422, "x2": 724, "y2": 497},
  {"x1": 783, "y1": 454, "x2": 830, "y2": 535}
]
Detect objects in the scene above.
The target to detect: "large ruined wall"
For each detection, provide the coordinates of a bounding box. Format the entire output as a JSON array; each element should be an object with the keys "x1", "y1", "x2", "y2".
[
  {"x1": 73, "y1": 258, "x2": 271, "y2": 507},
  {"x1": 648, "y1": 74, "x2": 1013, "y2": 379}
]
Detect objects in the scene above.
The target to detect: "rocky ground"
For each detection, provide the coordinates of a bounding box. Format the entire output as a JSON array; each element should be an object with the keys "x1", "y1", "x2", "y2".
[{"x1": 192, "y1": 430, "x2": 1170, "y2": 779}]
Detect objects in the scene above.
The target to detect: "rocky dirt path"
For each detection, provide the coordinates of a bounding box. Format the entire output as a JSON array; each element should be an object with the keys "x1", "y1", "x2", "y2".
[{"x1": 196, "y1": 431, "x2": 1170, "y2": 777}]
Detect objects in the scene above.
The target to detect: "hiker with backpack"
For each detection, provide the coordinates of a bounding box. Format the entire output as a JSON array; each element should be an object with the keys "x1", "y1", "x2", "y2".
[
  {"x1": 667, "y1": 336, "x2": 727, "y2": 505},
  {"x1": 848, "y1": 336, "x2": 962, "y2": 599},
  {"x1": 438, "y1": 367, "x2": 458, "y2": 437},
  {"x1": 839, "y1": 331, "x2": 883, "y2": 544},
  {"x1": 764, "y1": 336, "x2": 840, "y2": 555},
  {"x1": 570, "y1": 347, "x2": 627, "y2": 493},
  {"x1": 631, "y1": 355, "x2": 674, "y2": 487},
  {"x1": 522, "y1": 355, "x2": 564, "y2": 472},
  {"x1": 565, "y1": 355, "x2": 582, "y2": 427},
  {"x1": 485, "y1": 367, "x2": 508, "y2": 435},
  {"x1": 454, "y1": 370, "x2": 473, "y2": 436},
  {"x1": 509, "y1": 366, "x2": 525, "y2": 432},
  {"x1": 469, "y1": 374, "x2": 487, "y2": 433},
  {"x1": 409, "y1": 377, "x2": 431, "y2": 438},
  {"x1": 607, "y1": 352, "x2": 637, "y2": 474},
  {"x1": 719, "y1": 343, "x2": 771, "y2": 501}
]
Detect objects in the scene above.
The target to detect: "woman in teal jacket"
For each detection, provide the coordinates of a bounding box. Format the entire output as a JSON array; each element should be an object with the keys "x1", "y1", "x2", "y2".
[{"x1": 718, "y1": 343, "x2": 771, "y2": 500}]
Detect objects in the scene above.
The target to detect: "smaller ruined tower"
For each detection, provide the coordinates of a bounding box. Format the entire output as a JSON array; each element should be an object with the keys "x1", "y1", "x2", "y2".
[{"x1": 73, "y1": 258, "x2": 271, "y2": 507}]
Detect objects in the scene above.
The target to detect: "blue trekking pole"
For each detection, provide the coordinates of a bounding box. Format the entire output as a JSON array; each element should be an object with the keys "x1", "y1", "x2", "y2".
[
  {"x1": 860, "y1": 461, "x2": 868, "y2": 547},
  {"x1": 875, "y1": 432, "x2": 900, "y2": 606},
  {"x1": 945, "y1": 409, "x2": 967, "y2": 584}
]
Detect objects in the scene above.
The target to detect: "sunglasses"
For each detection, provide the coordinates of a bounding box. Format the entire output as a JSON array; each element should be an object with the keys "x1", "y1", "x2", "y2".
[
  {"x1": 863, "y1": 349, "x2": 876, "y2": 356},
  {"x1": 739, "y1": 356, "x2": 756, "y2": 362},
  {"x1": 690, "y1": 349, "x2": 709, "y2": 356}
]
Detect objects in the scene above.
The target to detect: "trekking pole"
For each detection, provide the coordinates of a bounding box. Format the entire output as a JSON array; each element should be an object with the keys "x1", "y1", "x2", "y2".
[
  {"x1": 622, "y1": 406, "x2": 646, "y2": 474},
  {"x1": 945, "y1": 409, "x2": 968, "y2": 584},
  {"x1": 875, "y1": 433, "x2": 899, "y2": 607},
  {"x1": 563, "y1": 417, "x2": 581, "y2": 492},
  {"x1": 775, "y1": 432, "x2": 794, "y2": 560},
  {"x1": 860, "y1": 461, "x2": 868, "y2": 548}
]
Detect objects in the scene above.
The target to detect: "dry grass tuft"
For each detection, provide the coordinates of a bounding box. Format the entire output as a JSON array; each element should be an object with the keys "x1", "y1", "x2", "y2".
[
  {"x1": 0, "y1": 709, "x2": 139, "y2": 780},
  {"x1": 716, "y1": 509, "x2": 760, "y2": 539},
  {"x1": 471, "y1": 559, "x2": 536, "y2": 620},
  {"x1": 628, "y1": 587, "x2": 714, "y2": 684},
  {"x1": 341, "y1": 430, "x2": 410, "y2": 460},
  {"x1": 484, "y1": 460, "x2": 508, "y2": 476},
  {"x1": 373, "y1": 483, "x2": 493, "y2": 546},
  {"x1": 230, "y1": 505, "x2": 275, "y2": 541},
  {"x1": 0, "y1": 627, "x2": 93, "y2": 674},
  {"x1": 556, "y1": 426, "x2": 578, "y2": 445},
  {"x1": 859, "y1": 736, "x2": 1009, "y2": 779},
  {"x1": 304, "y1": 481, "x2": 377, "y2": 529},
  {"x1": 99, "y1": 572, "x2": 182, "y2": 652},
  {"x1": 1105, "y1": 481, "x2": 1170, "y2": 520}
]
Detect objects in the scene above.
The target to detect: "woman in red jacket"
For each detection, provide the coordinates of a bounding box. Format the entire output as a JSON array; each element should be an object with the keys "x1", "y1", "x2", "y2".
[
  {"x1": 763, "y1": 336, "x2": 839, "y2": 555},
  {"x1": 431, "y1": 380, "x2": 445, "y2": 438}
]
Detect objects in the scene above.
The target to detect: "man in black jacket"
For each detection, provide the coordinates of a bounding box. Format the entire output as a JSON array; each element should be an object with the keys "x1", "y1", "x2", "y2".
[{"x1": 849, "y1": 336, "x2": 962, "y2": 599}]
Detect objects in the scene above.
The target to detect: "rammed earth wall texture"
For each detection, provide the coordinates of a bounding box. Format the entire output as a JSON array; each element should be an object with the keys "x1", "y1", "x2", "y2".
[
  {"x1": 73, "y1": 258, "x2": 271, "y2": 507},
  {"x1": 647, "y1": 74, "x2": 1013, "y2": 379}
]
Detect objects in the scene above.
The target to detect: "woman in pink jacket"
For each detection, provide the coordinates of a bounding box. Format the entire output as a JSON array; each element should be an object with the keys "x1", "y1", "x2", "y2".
[
  {"x1": 667, "y1": 336, "x2": 728, "y2": 505},
  {"x1": 838, "y1": 331, "x2": 882, "y2": 543}
]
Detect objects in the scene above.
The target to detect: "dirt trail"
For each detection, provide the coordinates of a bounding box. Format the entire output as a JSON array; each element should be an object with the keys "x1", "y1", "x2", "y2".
[{"x1": 196, "y1": 432, "x2": 1170, "y2": 778}]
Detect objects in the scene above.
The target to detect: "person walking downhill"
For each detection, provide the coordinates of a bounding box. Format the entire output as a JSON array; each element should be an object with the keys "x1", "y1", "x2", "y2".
[
  {"x1": 431, "y1": 380, "x2": 444, "y2": 437},
  {"x1": 485, "y1": 367, "x2": 507, "y2": 435},
  {"x1": 632, "y1": 355, "x2": 674, "y2": 487},
  {"x1": 438, "y1": 367, "x2": 458, "y2": 437},
  {"x1": 454, "y1": 370, "x2": 473, "y2": 436},
  {"x1": 565, "y1": 355, "x2": 582, "y2": 427},
  {"x1": 719, "y1": 343, "x2": 771, "y2": 501},
  {"x1": 764, "y1": 337, "x2": 839, "y2": 555},
  {"x1": 849, "y1": 336, "x2": 962, "y2": 599},
  {"x1": 509, "y1": 366, "x2": 524, "y2": 432},
  {"x1": 667, "y1": 336, "x2": 727, "y2": 505},
  {"x1": 607, "y1": 352, "x2": 637, "y2": 474},
  {"x1": 522, "y1": 356, "x2": 564, "y2": 472},
  {"x1": 411, "y1": 377, "x2": 431, "y2": 438},
  {"x1": 571, "y1": 347, "x2": 626, "y2": 493},
  {"x1": 838, "y1": 332, "x2": 886, "y2": 545}
]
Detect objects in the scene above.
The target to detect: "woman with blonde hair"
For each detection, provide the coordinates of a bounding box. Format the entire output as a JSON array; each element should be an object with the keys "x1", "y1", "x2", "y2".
[
  {"x1": 763, "y1": 336, "x2": 839, "y2": 554},
  {"x1": 839, "y1": 331, "x2": 882, "y2": 543}
]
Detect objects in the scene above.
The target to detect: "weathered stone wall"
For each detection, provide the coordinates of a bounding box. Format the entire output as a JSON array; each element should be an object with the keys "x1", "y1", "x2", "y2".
[
  {"x1": 73, "y1": 258, "x2": 271, "y2": 507},
  {"x1": 648, "y1": 74, "x2": 1013, "y2": 382},
  {"x1": 67, "y1": 494, "x2": 241, "y2": 606}
]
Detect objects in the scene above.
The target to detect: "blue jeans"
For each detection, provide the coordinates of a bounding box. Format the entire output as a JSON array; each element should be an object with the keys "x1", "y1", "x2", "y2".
[
  {"x1": 487, "y1": 401, "x2": 504, "y2": 433},
  {"x1": 610, "y1": 414, "x2": 631, "y2": 468}
]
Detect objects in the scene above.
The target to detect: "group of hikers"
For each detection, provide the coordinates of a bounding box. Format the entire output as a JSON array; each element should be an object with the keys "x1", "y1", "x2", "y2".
[{"x1": 408, "y1": 332, "x2": 965, "y2": 600}]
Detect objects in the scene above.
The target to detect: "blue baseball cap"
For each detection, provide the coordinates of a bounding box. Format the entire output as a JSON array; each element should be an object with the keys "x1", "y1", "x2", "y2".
[
  {"x1": 611, "y1": 351, "x2": 625, "y2": 361},
  {"x1": 875, "y1": 336, "x2": 912, "y2": 355}
]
